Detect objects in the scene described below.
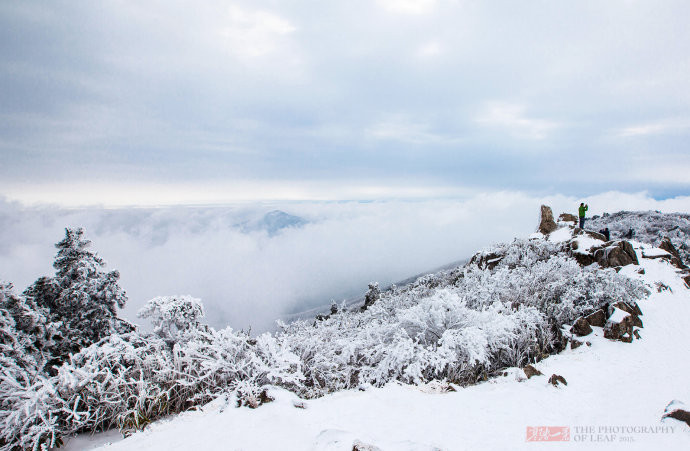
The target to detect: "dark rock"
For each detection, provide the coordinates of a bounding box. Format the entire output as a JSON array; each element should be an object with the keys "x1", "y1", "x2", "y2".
[
  {"x1": 259, "y1": 390, "x2": 275, "y2": 405},
  {"x1": 548, "y1": 374, "x2": 567, "y2": 387},
  {"x1": 570, "y1": 339, "x2": 583, "y2": 350},
  {"x1": 664, "y1": 409, "x2": 690, "y2": 427},
  {"x1": 631, "y1": 315, "x2": 643, "y2": 328},
  {"x1": 604, "y1": 314, "x2": 634, "y2": 342},
  {"x1": 585, "y1": 309, "x2": 607, "y2": 328},
  {"x1": 538, "y1": 205, "x2": 558, "y2": 234},
  {"x1": 548, "y1": 323, "x2": 569, "y2": 354},
  {"x1": 352, "y1": 440, "x2": 382, "y2": 451},
  {"x1": 662, "y1": 401, "x2": 690, "y2": 427},
  {"x1": 558, "y1": 213, "x2": 578, "y2": 224},
  {"x1": 612, "y1": 301, "x2": 643, "y2": 320},
  {"x1": 584, "y1": 230, "x2": 607, "y2": 241},
  {"x1": 659, "y1": 238, "x2": 687, "y2": 270},
  {"x1": 570, "y1": 317, "x2": 593, "y2": 336},
  {"x1": 523, "y1": 364, "x2": 543, "y2": 379},
  {"x1": 656, "y1": 282, "x2": 671, "y2": 292},
  {"x1": 637, "y1": 268, "x2": 646, "y2": 275},
  {"x1": 469, "y1": 251, "x2": 504, "y2": 270},
  {"x1": 633, "y1": 330, "x2": 642, "y2": 340},
  {"x1": 571, "y1": 251, "x2": 596, "y2": 267},
  {"x1": 589, "y1": 240, "x2": 639, "y2": 268}
]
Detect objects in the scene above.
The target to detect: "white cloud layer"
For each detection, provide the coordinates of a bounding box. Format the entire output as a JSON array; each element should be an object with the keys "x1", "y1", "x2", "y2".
[{"x1": 2, "y1": 191, "x2": 689, "y2": 333}]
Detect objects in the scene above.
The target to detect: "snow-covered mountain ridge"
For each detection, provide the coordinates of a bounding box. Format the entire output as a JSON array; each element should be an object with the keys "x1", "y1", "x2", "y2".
[{"x1": 2, "y1": 207, "x2": 690, "y2": 450}]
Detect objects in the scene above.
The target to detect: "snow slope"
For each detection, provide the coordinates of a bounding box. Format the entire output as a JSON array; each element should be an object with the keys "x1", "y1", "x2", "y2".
[{"x1": 63, "y1": 239, "x2": 690, "y2": 450}]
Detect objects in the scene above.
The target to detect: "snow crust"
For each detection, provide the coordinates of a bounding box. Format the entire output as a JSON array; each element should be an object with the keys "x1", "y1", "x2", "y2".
[
  {"x1": 608, "y1": 307, "x2": 629, "y2": 324},
  {"x1": 547, "y1": 226, "x2": 573, "y2": 243},
  {"x1": 572, "y1": 235, "x2": 604, "y2": 254}
]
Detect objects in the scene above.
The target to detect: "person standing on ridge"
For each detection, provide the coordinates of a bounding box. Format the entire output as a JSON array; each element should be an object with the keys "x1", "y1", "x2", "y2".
[{"x1": 578, "y1": 203, "x2": 588, "y2": 229}]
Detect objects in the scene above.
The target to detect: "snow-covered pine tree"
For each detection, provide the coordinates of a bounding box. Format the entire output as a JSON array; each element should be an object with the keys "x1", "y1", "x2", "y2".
[{"x1": 24, "y1": 228, "x2": 131, "y2": 372}]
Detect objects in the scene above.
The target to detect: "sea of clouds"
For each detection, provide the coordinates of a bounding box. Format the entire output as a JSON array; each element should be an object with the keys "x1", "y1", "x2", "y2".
[{"x1": 1, "y1": 191, "x2": 689, "y2": 333}]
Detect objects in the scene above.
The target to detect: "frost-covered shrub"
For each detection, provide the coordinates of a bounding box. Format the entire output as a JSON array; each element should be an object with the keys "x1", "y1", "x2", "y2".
[
  {"x1": 54, "y1": 333, "x2": 174, "y2": 435},
  {"x1": 588, "y1": 211, "x2": 690, "y2": 264},
  {"x1": 278, "y1": 238, "x2": 648, "y2": 397},
  {"x1": 0, "y1": 371, "x2": 65, "y2": 451},
  {"x1": 171, "y1": 328, "x2": 303, "y2": 407},
  {"x1": 138, "y1": 295, "x2": 205, "y2": 344}
]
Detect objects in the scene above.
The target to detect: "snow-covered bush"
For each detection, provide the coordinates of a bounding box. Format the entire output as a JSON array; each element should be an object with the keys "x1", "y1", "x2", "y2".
[
  {"x1": 0, "y1": 371, "x2": 65, "y2": 451},
  {"x1": 138, "y1": 295, "x2": 205, "y2": 344},
  {"x1": 589, "y1": 211, "x2": 690, "y2": 264},
  {"x1": 171, "y1": 327, "x2": 303, "y2": 407},
  {"x1": 278, "y1": 238, "x2": 648, "y2": 397}
]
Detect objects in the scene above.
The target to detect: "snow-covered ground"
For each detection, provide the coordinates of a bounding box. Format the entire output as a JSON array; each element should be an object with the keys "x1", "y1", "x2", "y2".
[{"x1": 63, "y1": 240, "x2": 690, "y2": 450}]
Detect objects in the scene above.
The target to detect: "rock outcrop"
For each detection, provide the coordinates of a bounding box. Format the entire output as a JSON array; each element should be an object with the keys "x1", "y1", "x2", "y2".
[
  {"x1": 570, "y1": 317, "x2": 593, "y2": 337},
  {"x1": 657, "y1": 238, "x2": 690, "y2": 288},
  {"x1": 538, "y1": 205, "x2": 558, "y2": 235},
  {"x1": 572, "y1": 240, "x2": 639, "y2": 269},
  {"x1": 662, "y1": 400, "x2": 690, "y2": 427},
  {"x1": 584, "y1": 309, "x2": 607, "y2": 327},
  {"x1": 548, "y1": 374, "x2": 567, "y2": 387},
  {"x1": 558, "y1": 213, "x2": 578, "y2": 224},
  {"x1": 468, "y1": 252, "x2": 503, "y2": 271},
  {"x1": 523, "y1": 364, "x2": 542, "y2": 379},
  {"x1": 658, "y1": 237, "x2": 685, "y2": 268},
  {"x1": 603, "y1": 309, "x2": 635, "y2": 343}
]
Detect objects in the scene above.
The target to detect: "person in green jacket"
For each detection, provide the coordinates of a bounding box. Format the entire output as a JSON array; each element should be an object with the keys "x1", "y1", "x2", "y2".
[{"x1": 578, "y1": 203, "x2": 588, "y2": 229}]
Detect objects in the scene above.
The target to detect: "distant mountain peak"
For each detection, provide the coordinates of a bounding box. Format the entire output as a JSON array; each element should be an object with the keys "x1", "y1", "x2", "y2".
[{"x1": 238, "y1": 210, "x2": 308, "y2": 236}]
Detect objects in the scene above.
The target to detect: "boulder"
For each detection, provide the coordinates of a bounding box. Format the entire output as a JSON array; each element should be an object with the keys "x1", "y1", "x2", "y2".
[
  {"x1": 570, "y1": 317, "x2": 593, "y2": 336},
  {"x1": 658, "y1": 238, "x2": 687, "y2": 270},
  {"x1": 548, "y1": 374, "x2": 567, "y2": 387},
  {"x1": 585, "y1": 309, "x2": 607, "y2": 328},
  {"x1": 604, "y1": 310, "x2": 634, "y2": 343},
  {"x1": 523, "y1": 364, "x2": 542, "y2": 379},
  {"x1": 614, "y1": 300, "x2": 642, "y2": 316},
  {"x1": 570, "y1": 339, "x2": 583, "y2": 350},
  {"x1": 610, "y1": 302, "x2": 643, "y2": 328},
  {"x1": 538, "y1": 205, "x2": 558, "y2": 235},
  {"x1": 558, "y1": 213, "x2": 578, "y2": 224},
  {"x1": 662, "y1": 400, "x2": 690, "y2": 427},
  {"x1": 591, "y1": 241, "x2": 639, "y2": 268}
]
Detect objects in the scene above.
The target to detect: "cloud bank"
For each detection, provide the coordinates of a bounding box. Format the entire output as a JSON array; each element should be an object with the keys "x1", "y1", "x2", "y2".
[{"x1": 2, "y1": 191, "x2": 689, "y2": 333}]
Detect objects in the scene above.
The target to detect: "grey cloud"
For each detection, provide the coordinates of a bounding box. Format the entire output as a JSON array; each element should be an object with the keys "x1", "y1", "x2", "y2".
[{"x1": 1, "y1": 1, "x2": 689, "y2": 198}]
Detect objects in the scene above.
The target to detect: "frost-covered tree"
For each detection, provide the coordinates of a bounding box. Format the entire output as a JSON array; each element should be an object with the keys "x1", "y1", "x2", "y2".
[
  {"x1": 138, "y1": 295, "x2": 205, "y2": 344},
  {"x1": 361, "y1": 282, "x2": 380, "y2": 310},
  {"x1": 23, "y1": 228, "x2": 131, "y2": 371},
  {"x1": 0, "y1": 282, "x2": 53, "y2": 371}
]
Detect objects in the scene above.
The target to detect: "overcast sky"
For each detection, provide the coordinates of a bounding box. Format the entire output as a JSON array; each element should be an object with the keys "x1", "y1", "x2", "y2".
[{"x1": 1, "y1": 0, "x2": 690, "y2": 206}]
